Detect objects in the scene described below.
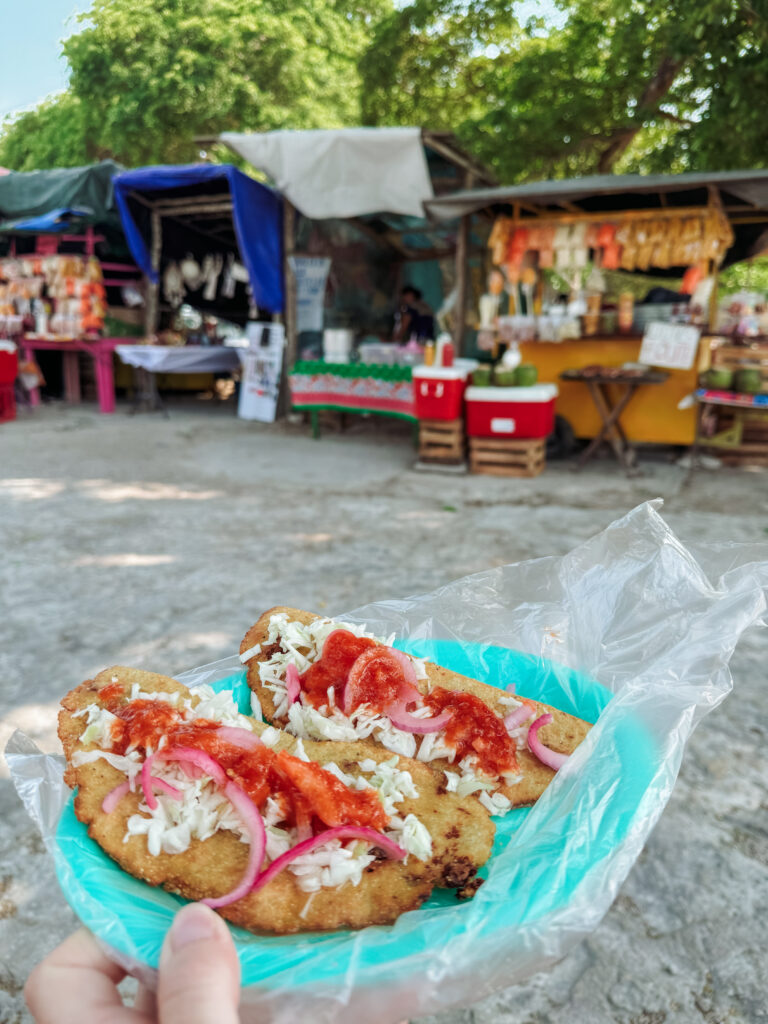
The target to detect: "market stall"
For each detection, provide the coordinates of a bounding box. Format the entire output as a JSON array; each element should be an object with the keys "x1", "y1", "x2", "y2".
[
  {"x1": 210, "y1": 127, "x2": 495, "y2": 428},
  {"x1": 0, "y1": 161, "x2": 143, "y2": 416},
  {"x1": 427, "y1": 171, "x2": 768, "y2": 455},
  {"x1": 111, "y1": 164, "x2": 284, "y2": 411}
]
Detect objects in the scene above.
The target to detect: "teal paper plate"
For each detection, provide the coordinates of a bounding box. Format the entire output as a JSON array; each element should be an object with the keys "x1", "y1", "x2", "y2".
[{"x1": 55, "y1": 641, "x2": 652, "y2": 988}]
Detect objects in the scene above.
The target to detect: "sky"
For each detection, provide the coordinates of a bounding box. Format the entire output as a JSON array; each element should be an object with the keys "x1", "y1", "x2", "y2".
[
  {"x1": 2, "y1": 0, "x2": 85, "y2": 119},
  {"x1": 2, "y1": 0, "x2": 563, "y2": 122}
]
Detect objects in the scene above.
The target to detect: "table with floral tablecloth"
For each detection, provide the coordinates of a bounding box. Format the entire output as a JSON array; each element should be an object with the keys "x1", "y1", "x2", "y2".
[{"x1": 289, "y1": 361, "x2": 416, "y2": 436}]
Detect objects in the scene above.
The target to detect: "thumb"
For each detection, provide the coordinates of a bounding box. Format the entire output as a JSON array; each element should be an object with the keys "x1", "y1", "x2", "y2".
[{"x1": 158, "y1": 903, "x2": 241, "y2": 1024}]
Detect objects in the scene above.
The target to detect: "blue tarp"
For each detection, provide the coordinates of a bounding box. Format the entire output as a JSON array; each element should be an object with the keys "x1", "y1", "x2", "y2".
[
  {"x1": 0, "y1": 207, "x2": 94, "y2": 233},
  {"x1": 113, "y1": 164, "x2": 283, "y2": 314}
]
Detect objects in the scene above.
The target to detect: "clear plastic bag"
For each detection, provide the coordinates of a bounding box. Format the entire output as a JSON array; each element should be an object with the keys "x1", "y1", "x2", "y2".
[{"x1": 6, "y1": 502, "x2": 768, "y2": 1024}]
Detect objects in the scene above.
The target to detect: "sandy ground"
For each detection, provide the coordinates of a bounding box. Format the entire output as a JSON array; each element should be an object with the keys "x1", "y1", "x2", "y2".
[{"x1": 1, "y1": 399, "x2": 767, "y2": 1024}]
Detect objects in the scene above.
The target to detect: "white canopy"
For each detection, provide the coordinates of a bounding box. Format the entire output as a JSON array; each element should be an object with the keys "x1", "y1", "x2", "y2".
[{"x1": 219, "y1": 128, "x2": 434, "y2": 219}]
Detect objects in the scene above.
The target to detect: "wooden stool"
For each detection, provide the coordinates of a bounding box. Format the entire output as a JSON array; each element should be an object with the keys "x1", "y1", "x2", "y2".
[
  {"x1": 418, "y1": 418, "x2": 464, "y2": 464},
  {"x1": 469, "y1": 436, "x2": 546, "y2": 477}
]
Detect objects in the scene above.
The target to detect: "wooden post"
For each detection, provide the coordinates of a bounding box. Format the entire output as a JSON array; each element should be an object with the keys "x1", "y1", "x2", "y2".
[
  {"x1": 278, "y1": 199, "x2": 297, "y2": 418},
  {"x1": 452, "y1": 172, "x2": 475, "y2": 357},
  {"x1": 453, "y1": 212, "x2": 470, "y2": 356},
  {"x1": 144, "y1": 208, "x2": 161, "y2": 339}
]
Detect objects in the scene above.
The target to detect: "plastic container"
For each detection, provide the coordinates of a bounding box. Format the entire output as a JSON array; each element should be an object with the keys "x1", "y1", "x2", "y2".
[
  {"x1": 0, "y1": 383, "x2": 16, "y2": 422},
  {"x1": 0, "y1": 343, "x2": 18, "y2": 385},
  {"x1": 413, "y1": 365, "x2": 473, "y2": 420},
  {"x1": 465, "y1": 384, "x2": 558, "y2": 438}
]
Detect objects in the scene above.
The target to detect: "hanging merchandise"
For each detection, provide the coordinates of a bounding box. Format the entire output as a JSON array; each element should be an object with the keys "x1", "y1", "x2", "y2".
[
  {"x1": 201, "y1": 254, "x2": 224, "y2": 302},
  {"x1": 180, "y1": 255, "x2": 203, "y2": 290},
  {"x1": 163, "y1": 261, "x2": 184, "y2": 308}
]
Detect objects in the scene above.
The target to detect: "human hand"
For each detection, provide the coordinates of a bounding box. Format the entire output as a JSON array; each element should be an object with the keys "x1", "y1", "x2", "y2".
[{"x1": 25, "y1": 902, "x2": 241, "y2": 1023}]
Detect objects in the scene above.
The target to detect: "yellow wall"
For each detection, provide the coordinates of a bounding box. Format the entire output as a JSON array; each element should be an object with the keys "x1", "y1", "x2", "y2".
[{"x1": 518, "y1": 336, "x2": 709, "y2": 445}]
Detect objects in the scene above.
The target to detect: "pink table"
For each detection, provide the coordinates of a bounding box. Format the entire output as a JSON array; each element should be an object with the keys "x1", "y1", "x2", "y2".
[{"x1": 19, "y1": 337, "x2": 123, "y2": 414}]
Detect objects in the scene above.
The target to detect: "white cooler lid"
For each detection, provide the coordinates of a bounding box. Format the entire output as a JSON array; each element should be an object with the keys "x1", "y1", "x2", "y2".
[
  {"x1": 413, "y1": 365, "x2": 471, "y2": 381},
  {"x1": 465, "y1": 384, "x2": 559, "y2": 402}
]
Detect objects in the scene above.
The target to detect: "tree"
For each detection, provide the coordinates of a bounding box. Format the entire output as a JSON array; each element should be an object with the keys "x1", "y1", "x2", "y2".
[
  {"x1": 360, "y1": 0, "x2": 768, "y2": 181},
  {"x1": 0, "y1": 0, "x2": 391, "y2": 170},
  {"x1": 0, "y1": 95, "x2": 91, "y2": 172}
]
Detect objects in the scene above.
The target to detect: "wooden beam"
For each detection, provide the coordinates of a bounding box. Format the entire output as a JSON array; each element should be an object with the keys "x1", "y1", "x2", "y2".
[
  {"x1": 144, "y1": 210, "x2": 161, "y2": 338},
  {"x1": 278, "y1": 199, "x2": 297, "y2": 419},
  {"x1": 421, "y1": 131, "x2": 497, "y2": 187},
  {"x1": 509, "y1": 204, "x2": 717, "y2": 225},
  {"x1": 346, "y1": 216, "x2": 411, "y2": 257},
  {"x1": 151, "y1": 194, "x2": 233, "y2": 211},
  {"x1": 453, "y1": 170, "x2": 475, "y2": 356}
]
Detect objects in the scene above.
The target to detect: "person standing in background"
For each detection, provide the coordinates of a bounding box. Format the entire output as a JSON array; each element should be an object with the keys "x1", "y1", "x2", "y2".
[{"x1": 393, "y1": 284, "x2": 435, "y2": 341}]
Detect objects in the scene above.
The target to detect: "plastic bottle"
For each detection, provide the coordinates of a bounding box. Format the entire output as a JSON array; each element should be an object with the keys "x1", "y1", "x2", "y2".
[
  {"x1": 441, "y1": 340, "x2": 454, "y2": 367},
  {"x1": 424, "y1": 341, "x2": 436, "y2": 366}
]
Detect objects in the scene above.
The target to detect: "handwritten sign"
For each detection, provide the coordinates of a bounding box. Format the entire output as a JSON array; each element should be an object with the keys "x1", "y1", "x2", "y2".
[{"x1": 639, "y1": 322, "x2": 701, "y2": 370}]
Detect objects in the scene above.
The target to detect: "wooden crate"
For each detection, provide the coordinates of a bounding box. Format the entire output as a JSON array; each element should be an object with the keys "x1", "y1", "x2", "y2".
[
  {"x1": 418, "y1": 418, "x2": 465, "y2": 464},
  {"x1": 710, "y1": 342, "x2": 768, "y2": 389},
  {"x1": 469, "y1": 436, "x2": 546, "y2": 477},
  {"x1": 704, "y1": 408, "x2": 768, "y2": 467}
]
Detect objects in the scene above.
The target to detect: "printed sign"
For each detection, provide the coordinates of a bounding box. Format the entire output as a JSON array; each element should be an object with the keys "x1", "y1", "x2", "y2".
[
  {"x1": 288, "y1": 256, "x2": 331, "y2": 333},
  {"x1": 237, "y1": 322, "x2": 286, "y2": 422},
  {"x1": 639, "y1": 322, "x2": 701, "y2": 370}
]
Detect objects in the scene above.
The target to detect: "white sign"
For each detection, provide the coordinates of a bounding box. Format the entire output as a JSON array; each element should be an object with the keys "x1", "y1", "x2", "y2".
[
  {"x1": 639, "y1": 322, "x2": 701, "y2": 370},
  {"x1": 288, "y1": 256, "x2": 331, "y2": 333},
  {"x1": 237, "y1": 322, "x2": 285, "y2": 422}
]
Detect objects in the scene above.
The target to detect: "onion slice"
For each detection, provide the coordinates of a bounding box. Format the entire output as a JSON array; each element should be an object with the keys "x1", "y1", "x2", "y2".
[
  {"x1": 141, "y1": 752, "x2": 158, "y2": 810},
  {"x1": 102, "y1": 780, "x2": 131, "y2": 813},
  {"x1": 527, "y1": 713, "x2": 569, "y2": 771},
  {"x1": 385, "y1": 648, "x2": 423, "y2": 705},
  {"x1": 156, "y1": 747, "x2": 228, "y2": 787},
  {"x1": 285, "y1": 663, "x2": 301, "y2": 705},
  {"x1": 150, "y1": 776, "x2": 182, "y2": 800},
  {"x1": 215, "y1": 726, "x2": 263, "y2": 750},
  {"x1": 387, "y1": 704, "x2": 452, "y2": 734},
  {"x1": 504, "y1": 701, "x2": 537, "y2": 731},
  {"x1": 251, "y1": 826, "x2": 406, "y2": 894},
  {"x1": 201, "y1": 780, "x2": 267, "y2": 909}
]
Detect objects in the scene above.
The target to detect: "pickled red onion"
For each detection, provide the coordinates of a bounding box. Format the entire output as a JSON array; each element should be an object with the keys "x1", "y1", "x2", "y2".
[
  {"x1": 201, "y1": 780, "x2": 267, "y2": 909},
  {"x1": 215, "y1": 726, "x2": 263, "y2": 750},
  {"x1": 103, "y1": 776, "x2": 180, "y2": 814},
  {"x1": 156, "y1": 747, "x2": 228, "y2": 787},
  {"x1": 504, "y1": 703, "x2": 536, "y2": 731},
  {"x1": 285, "y1": 663, "x2": 301, "y2": 705},
  {"x1": 387, "y1": 704, "x2": 452, "y2": 734},
  {"x1": 386, "y1": 648, "x2": 423, "y2": 705},
  {"x1": 251, "y1": 826, "x2": 406, "y2": 894},
  {"x1": 527, "y1": 713, "x2": 569, "y2": 770},
  {"x1": 102, "y1": 781, "x2": 131, "y2": 813},
  {"x1": 150, "y1": 777, "x2": 182, "y2": 800},
  {"x1": 141, "y1": 752, "x2": 158, "y2": 809}
]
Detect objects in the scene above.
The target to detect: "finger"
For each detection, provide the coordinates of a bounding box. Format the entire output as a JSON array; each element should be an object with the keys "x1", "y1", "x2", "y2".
[
  {"x1": 134, "y1": 982, "x2": 157, "y2": 1017},
  {"x1": 158, "y1": 903, "x2": 240, "y2": 1024},
  {"x1": 25, "y1": 928, "x2": 152, "y2": 1024}
]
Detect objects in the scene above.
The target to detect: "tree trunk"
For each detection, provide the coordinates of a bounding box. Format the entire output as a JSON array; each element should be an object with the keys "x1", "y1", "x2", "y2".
[{"x1": 596, "y1": 55, "x2": 685, "y2": 172}]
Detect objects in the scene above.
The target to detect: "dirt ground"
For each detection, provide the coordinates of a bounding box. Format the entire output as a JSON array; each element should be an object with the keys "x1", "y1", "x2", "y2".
[{"x1": 1, "y1": 399, "x2": 767, "y2": 1024}]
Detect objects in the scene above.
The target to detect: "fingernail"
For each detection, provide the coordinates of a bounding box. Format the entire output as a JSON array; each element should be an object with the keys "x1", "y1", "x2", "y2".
[{"x1": 169, "y1": 903, "x2": 218, "y2": 952}]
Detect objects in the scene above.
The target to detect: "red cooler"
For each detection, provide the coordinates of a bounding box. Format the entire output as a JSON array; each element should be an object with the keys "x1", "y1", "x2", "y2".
[
  {"x1": 413, "y1": 363, "x2": 475, "y2": 420},
  {"x1": 465, "y1": 384, "x2": 558, "y2": 439},
  {"x1": 0, "y1": 343, "x2": 18, "y2": 424}
]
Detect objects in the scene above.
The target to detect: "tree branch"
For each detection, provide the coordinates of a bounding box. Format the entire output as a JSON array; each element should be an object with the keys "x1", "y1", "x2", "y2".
[{"x1": 596, "y1": 55, "x2": 686, "y2": 172}]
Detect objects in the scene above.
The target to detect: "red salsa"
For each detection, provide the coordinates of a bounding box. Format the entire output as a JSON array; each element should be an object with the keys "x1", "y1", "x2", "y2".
[
  {"x1": 97, "y1": 685, "x2": 386, "y2": 831},
  {"x1": 425, "y1": 687, "x2": 518, "y2": 777},
  {"x1": 300, "y1": 630, "x2": 376, "y2": 708}
]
